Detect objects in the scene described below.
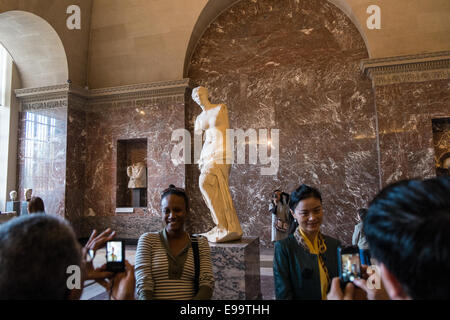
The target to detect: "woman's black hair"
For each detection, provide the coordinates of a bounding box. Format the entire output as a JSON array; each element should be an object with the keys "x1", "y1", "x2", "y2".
[
  {"x1": 161, "y1": 184, "x2": 189, "y2": 210},
  {"x1": 357, "y1": 208, "x2": 368, "y2": 221},
  {"x1": 287, "y1": 184, "x2": 322, "y2": 234},
  {"x1": 289, "y1": 184, "x2": 322, "y2": 212},
  {"x1": 271, "y1": 189, "x2": 281, "y2": 198}
]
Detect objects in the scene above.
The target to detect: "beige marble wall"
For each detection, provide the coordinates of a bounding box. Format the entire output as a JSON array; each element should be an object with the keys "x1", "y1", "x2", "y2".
[
  {"x1": 88, "y1": 0, "x2": 450, "y2": 88},
  {"x1": 87, "y1": 0, "x2": 207, "y2": 89}
]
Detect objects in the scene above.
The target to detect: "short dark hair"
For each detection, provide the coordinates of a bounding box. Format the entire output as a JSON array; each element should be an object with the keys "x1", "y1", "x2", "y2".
[
  {"x1": 289, "y1": 184, "x2": 322, "y2": 212},
  {"x1": 28, "y1": 197, "x2": 45, "y2": 214},
  {"x1": 161, "y1": 184, "x2": 189, "y2": 211},
  {"x1": 0, "y1": 214, "x2": 82, "y2": 299},
  {"x1": 357, "y1": 208, "x2": 368, "y2": 221},
  {"x1": 364, "y1": 177, "x2": 450, "y2": 299}
]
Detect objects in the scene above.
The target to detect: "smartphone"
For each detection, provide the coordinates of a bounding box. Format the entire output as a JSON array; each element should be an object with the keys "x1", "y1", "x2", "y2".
[
  {"x1": 338, "y1": 246, "x2": 362, "y2": 285},
  {"x1": 106, "y1": 240, "x2": 125, "y2": 273}
]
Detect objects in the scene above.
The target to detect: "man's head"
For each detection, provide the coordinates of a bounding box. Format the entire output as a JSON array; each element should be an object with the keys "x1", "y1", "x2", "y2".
[
  {"x1": 364, "y1": 177, "x2": 450, "y2": 300},
  {"x1": 0, "y1": 214, "x2": 82, "y2": 300},
  {"x1": 28, "y1": 196, "x2": 45, "y2": 214}
]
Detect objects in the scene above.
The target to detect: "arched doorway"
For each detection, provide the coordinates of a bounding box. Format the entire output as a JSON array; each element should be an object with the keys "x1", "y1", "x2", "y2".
[
  {"x1": 0, "y1": 10, "x2": 69, "y2": 216},
  {"x1": 0, "y1": 10, "x2": 68, "y2": 88}
]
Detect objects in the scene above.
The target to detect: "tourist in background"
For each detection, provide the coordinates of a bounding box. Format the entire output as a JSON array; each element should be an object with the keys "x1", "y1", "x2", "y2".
[
  {"x1": 269, "y1": 189, "x2": 291, "y2": 242},
  {"x1": 352, "y1": 208, "x2": 371, "y2": 265},
  {"x1": 27, "y1": 196, "x2": 45, "y2": 214},
  {"x1": 352, "y1": 208, "x2": 369, "y2": 250}
]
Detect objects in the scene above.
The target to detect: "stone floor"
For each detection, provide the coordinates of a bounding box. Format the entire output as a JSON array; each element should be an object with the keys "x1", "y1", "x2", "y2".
[{"x1": 81, "y1": 246, "x2": 275, "y2": 300}]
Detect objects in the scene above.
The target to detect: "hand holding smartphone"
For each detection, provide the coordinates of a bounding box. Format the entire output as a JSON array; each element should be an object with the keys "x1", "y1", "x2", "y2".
[
  {"x1": 106, "y1": 240, "x2": 125, "y2": 273},
  {"x1": 338, "y1": 246, "x2": 362, "y2": 286}
]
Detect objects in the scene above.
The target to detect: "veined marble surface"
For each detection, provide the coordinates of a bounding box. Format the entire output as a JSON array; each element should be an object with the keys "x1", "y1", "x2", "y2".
[
  {"x1": 210, "y1": 237, "x2": 261, "y2": 300},
  {"x1": 375, "y1": 80, "x2": 450, "y2": 186},
  {"x1": 187, "y1": 0, "x2": 378, "y2": 246}
]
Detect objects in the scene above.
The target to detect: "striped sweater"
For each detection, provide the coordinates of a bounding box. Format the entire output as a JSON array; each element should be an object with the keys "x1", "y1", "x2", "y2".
[{"x1": 135, "y1": 230, "x2": 214, "y2": 300}]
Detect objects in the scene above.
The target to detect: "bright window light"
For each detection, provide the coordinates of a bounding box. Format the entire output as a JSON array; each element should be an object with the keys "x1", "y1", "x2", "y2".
[{"x1": 0, "y1": 44, "x2": 6, "y2": 107}]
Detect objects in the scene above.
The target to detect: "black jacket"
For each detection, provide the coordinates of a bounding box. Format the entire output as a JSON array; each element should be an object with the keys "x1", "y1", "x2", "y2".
[{"x1": 273, "y1": 233, "x2": 341, "y2": 300}]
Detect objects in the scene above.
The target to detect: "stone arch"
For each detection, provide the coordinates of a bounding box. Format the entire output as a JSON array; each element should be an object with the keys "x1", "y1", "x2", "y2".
[
  {"x1": 0, "y1": 10, "x2": 68, "y2": 88},
  {"x1": 184, "y1": 0, "x2": 370, "y2": 77},
  {"x1": 185, "y1": 0, "x2": 378, "y2": 247}
]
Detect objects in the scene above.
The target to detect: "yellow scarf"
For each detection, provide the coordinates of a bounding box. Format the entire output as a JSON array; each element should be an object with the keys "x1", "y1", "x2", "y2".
[{"x1": 297, "y1": 228, "x2": 330, "y2": 300}]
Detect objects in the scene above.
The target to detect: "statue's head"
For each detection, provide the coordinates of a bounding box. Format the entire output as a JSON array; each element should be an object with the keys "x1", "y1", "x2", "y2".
[
  {"x1": 192, "y1": 86, "x2": 209, "y2": 108},
  {"x1": 24, "y1": 189, "x2": 33, "y2": 201},
  {"x1": 9, "y1": 190, "x2": 17, "y2": 201}
]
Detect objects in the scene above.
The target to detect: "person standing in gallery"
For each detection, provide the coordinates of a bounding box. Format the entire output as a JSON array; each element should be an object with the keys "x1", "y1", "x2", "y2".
[
  {"x1": 269, "y1": 189, "x2": 291, "y2": 242},
  {"x1": 352, "y1": 208, "x2": 371, "y2": 265},
  {"x1": 27, "y1": 197, "x2": 45, "y2": 214},
  {"x1": 134, "y1": 185, "x2": 214, "y2": 300},
  {"x1": 352, "y1": 208, "x2": 369, "y2": 249},
  {"x1": 273, "y1": 184, "x2": 340, "y2": 300}
]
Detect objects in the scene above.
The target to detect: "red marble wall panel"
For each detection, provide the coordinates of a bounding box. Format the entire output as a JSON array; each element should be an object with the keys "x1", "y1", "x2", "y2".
[
  {"x1": 187, "y1": 0, "x2": 379, "y2": 246},
  {"x1": 433, "y1": 118, "x2": 450, "y2": 176},
  {"x1": 71, "y1": 95, "x2": 186, "y2": 238},
  {"x1": 375, "y1": 80, "x2": 450, "y2": 186},
  {"x1": 65, "y1": 102, "x2": 87, "y2": 221}
]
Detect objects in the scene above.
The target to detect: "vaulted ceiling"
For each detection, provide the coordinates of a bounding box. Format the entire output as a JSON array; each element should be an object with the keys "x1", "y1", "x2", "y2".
[{"x1": 1, "y1": 0, "x2": 449, "y2": 89}]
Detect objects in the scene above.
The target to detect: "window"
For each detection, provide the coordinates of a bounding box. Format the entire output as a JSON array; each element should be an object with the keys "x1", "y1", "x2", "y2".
[
  {"x1": 0, "y1": 44, "x2": 11, "y2": 211},
  {"x1": 23, "y1": 112, "x2": 57, "y2": 194},
  {"x1": 0, "y1": 44, "x2": 6, "y2": 106}
]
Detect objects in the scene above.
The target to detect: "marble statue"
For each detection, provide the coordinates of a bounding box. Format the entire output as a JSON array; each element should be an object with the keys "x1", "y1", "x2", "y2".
[
  {"x1": 9, "y1": 190, "x2": 17, "y2": 202},
  {"x1": 127, "y1": 162, "x2": 147, "y2": 189},
  {"x1": 24, "y1": 189, "x2": 33, "y2": 201},
  {"x1": 193, "y1": 86, "x2": 243, "y2": 243}
]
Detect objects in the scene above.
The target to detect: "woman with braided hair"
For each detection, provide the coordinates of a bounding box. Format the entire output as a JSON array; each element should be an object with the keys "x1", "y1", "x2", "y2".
[{"x1": 273, "y1": 184, "x2": 341, "y2": 300}]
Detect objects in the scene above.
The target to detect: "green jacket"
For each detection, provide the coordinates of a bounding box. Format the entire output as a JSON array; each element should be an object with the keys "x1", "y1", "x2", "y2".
[{"x1": 273, "y1": 234, "x2": 341, "y2": 300}]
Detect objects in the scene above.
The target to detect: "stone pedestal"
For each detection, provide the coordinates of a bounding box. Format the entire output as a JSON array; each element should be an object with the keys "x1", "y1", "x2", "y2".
[
  {"x1": 6, "y1": 201, "x2": 21, "y2": 215},
  {"x1": 209, "y1": 237, "x2": 261, "y2": 300},
  {"x1": 131, "y1": 188, "x2": 146, "y2": 208},
  {"x1": 7, "y1": 201, "x2": 29, "y2": 216},
  {"x1": 20, "y1": 201, "x2": 29, "y2": 215}
]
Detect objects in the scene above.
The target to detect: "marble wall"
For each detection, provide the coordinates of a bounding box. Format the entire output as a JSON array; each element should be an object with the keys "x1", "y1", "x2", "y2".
[
  {"x1": 375, "y1": 80, "x2": 450, "y2": 186},
  {"x1": 65, "y1": 96, "x2": 88, "y2": 221},
  {"x1": 70, "y1": 93, "x2": 187, "y2": 238},
  {"x1": 187, "y1": 0, "x2": 379, "y2": 246},
  {"x1": 432, "y1": 117, "x2": 450, "y2": 176}
]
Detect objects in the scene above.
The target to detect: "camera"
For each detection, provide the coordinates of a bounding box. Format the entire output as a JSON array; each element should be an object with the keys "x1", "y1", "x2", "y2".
[
  {"x1": 338, "y1": 246, "x2": 362, "y2": 285},
  {"x1": 105, "y1": 240, "x2": 125, "y2": 273}
]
